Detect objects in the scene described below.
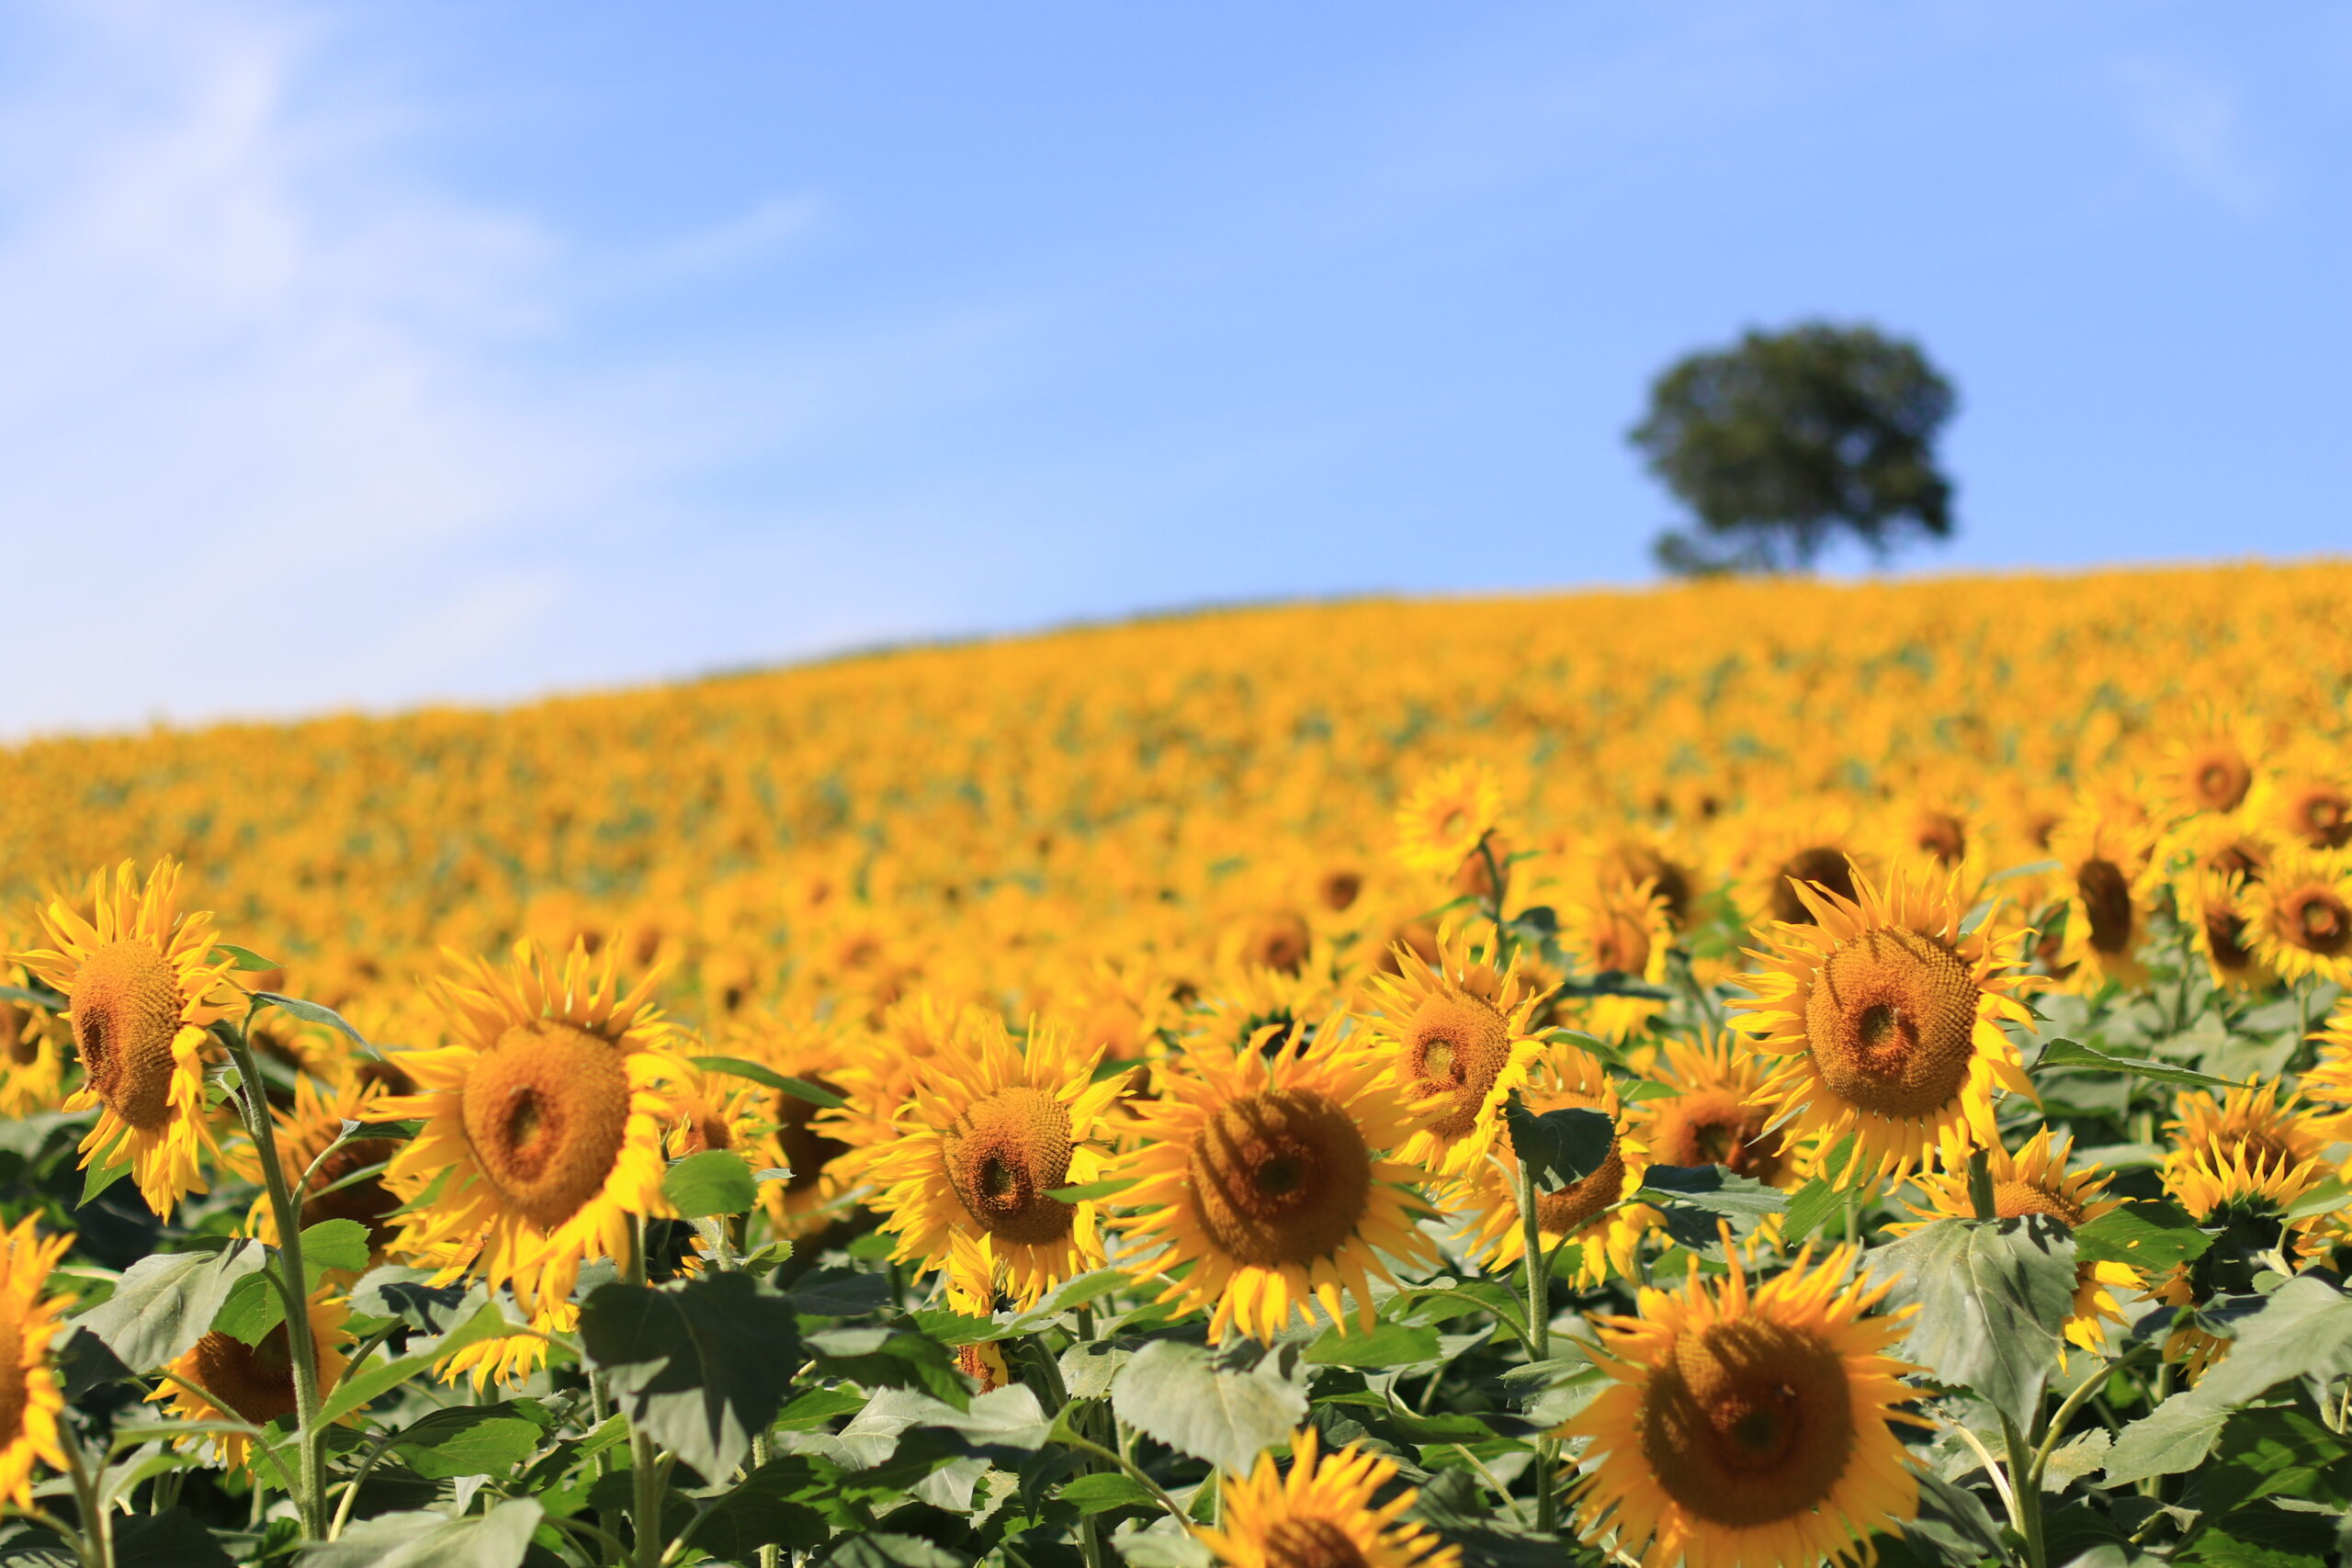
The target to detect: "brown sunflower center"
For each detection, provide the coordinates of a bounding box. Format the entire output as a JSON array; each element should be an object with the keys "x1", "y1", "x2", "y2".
[
  {"x1": 2191, "y1": 750, "x2": 2252, "y2": 813},
  {"x1": 2283, "y1": 887, "x2": 2352, "y2": 955},
  {"x1": 1652, "y1": 1090, "x2": 1785, "y2": 1184},
  {"x1": 1590, "y1": 912, "x2": 1652, "y2": 976},
  {"x1": 1245, "y1": 911, "x2": 1313, "y2": 976},
  {"x1": 1403, "y1": 993, "x2": 1512, "y2": 1139},
  {"x1": 1914, "y1": 812, "x2": 1967, "y2": 866},
  {"x1": 0, "y1": 1318, "x2": 26, "y2": 1447},
  {"x1": 1804, "y1": 928, "x2": 1982, "y2": 1119},
  {"x1": 71, "y1": 939, "x2": 186, "y2": 1133},
  {"x1": 303, "y1": 1136, "x2": 401, "y2": 1248},
  {"x1": 2236, "y1": 1131, "x2": 2296, "y2": 1176},
  {"x1": 2292, "y1": 787, "x2": 2352, "y2": 850},
  {"x1": 1318, "y1": 870, "x2": 1363, "y2": 912},
  {"x1": 458, "y1": 1021, "x2": 632, "y2": 1230},
  {"x1": 2203, "y1": 840, "x2": 2267, "y2": 881},
  {"x1": 1, "y1": 1003, "x2": 36, "y2": 1066},
  {"x1": 2203, "y1": 907, "x2": 2256, "y2": 971},
  {"x1": 1188, "y1": 1088, "x2": 1372, "y2": 1269},
  {"x1": 1641, "y1": 1318, "x2": 1857, "y2": 1527},
  {"x1": 776, "y1": 1079, "x2": 850, "y2": 1195},
  {"x1": 1992, "y1": 1179, "x2": 2086, "y2": 1225},
  {"x1": 187, "y1": 1324, "x2": 301, "y2": 1427},
  {"x1": 1771, "y1": 849, "x2": 1858, "y2": 925},
  {"x1": 1532, "y1": 1121, "x2": 1627, "y2": 1236},
  {"x1": 2075, "y1": 859, "x2": 2135, "y2": 955},
  {"x1": 942, "y1": 1086, "x2": 1076, "y2": 1246},
  {"x1": 1263, "y1": 1517, "x2": 1371, "y2": 1568}
]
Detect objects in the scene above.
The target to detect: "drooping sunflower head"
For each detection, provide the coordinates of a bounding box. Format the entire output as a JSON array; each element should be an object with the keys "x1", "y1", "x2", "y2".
[
  {"x1": 2242, "y1": 847, "x2": 2352, "y2": 987},
  {"x1": 0, "y1": 1217, "x2": 74, "y2": 1509},
  {"x1": 235, "y1": 1075, "x2": 405, "y2": 1257},
  {"x1": 1394, "y1": 761, "x2": 1507, "y2": 877},
  {"x1": 1634, "y1": 1034, "x2": 1794, "y2": 1189},
  {"x1": 2041, "y1": 787, "x2": 2159, "y2": 991},
  {"x1": 1458, "y1": 1039, "x2": 1650, "y2": 1286},
  {"x1": 1355, "y1": 927, "x2": 1544, "y2": 1177},
  {"x1": 865, "y1": 1014, "x2": 1126, "y2": 1308},
  {"x1": 1564, "y1": 1247, "x2": 1921, "y2": 1568},
  {"x1": 1196, "y1": 1426, "x2": 1462, "y2": 1568},
  {"x1": 1599, "y1": 836, "x2": 1701, "y2": 931},
  {"x1": 0, "y1": 994, "x2": 72, "y2": 1120},
  {"x1": 1119, "y1": 1021, "x2": 1439, "y2": 1339},
  {"x1": 377, "y1": 940, "x2": 687, "y2": 1310},
  {"x1": 2173, "y1": 867, "x2": 2268, "y2": 991},
  {"x1": 1558, "y1": 876, "x2": 1673, "y2": 1043},
  {"x1": 2163, "y1": 1083, "x2": 2337, "y2": 1188},
  {"x1": 1896, "y1": 1128, "x2": 2132, "y2": 1351},
  {"x1": 153, "y1": 1291, "x2": 354, "y2": 1471},
  {"x1": 1729, "y1": 864, "x2": 2038, "y2": 1183},
  {"x1": 2157, "y1": 1144, "x2": 2329, "y2": 1378},
  {"x1": 16, "y1": 859, "x2": 245, "y2": 1220}
]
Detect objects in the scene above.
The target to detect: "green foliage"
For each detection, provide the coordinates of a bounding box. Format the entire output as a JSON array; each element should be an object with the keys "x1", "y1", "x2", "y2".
[
  {"x1": 661, "y1": 1149, "x2": 758, "y2": 1216},
  {"x1": 1110, "y1": 1339, "x2": 1309, "y2": 1475},
  {"x1": 74, "y1": 1240, "x2": 266, "y2": 1373},
  {"x1": 1633, "y1": 319, "x2": 1958, "y2": 573},
  {"x1": 1502, "y1": 1100, "x2": 1614, "y2": 1189},
  {"x1": 1880, "y1": 1214, "x2": 2076, "y2": 1423},
  {"x1": 580, "y1": 1272, "x2": 804, "y2": 1478}
]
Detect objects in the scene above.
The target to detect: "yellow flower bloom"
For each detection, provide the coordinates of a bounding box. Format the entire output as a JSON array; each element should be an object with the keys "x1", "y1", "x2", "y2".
[
  {"x1": 0, "y1": 1216, "x2": 74, "y2": 1508},
  {"x1": 1394, "y1": 761, "x2": 1505, "y2": 876},
  {"x1": 1453, "y1": 1038, "x2": 1650, "y2": 1287},
  {"x1": 1197, "y1": 1426, "x2": 1461, "y2": 1568},
  {"x1": 1353, "y1": 927, "x2": 1545, "y2": 1178},
  {"x1": 153, "y1": 1291, "x2": 353, "y2": 1472},
  {"x1": 2242, "y1": 847, "x2": 2352, "y2": 987}
]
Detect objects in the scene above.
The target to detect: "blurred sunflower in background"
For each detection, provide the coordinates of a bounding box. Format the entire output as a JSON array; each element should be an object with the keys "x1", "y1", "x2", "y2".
[
  {"x1": 2241, "y1": 848, "x2": 2352, "y2": 987},
  {"x1": 1394, "y1": 761, "x2": 1505, "y2": 877},
  {"x1": 16, "y1": 858, "x2": 244, "y2": 1219},
  {"x1": 1634, "y1": 1033, "x2": 1797, "y2": 1190},
  {"x1": 2042, "y1": 787, "x2": 2157, "y2": 991},
  {"x1": 0, "y1": 1216, "x2": 73, "y2": 1508}
]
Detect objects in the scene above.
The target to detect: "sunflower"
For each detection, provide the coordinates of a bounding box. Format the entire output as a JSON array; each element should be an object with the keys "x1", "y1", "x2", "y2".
[
  {"x1": 1119, "y1": 1023, "x2": 1439, "y2": 1339},
  {"x1": 15, "y1": 859, "x2": 245, "y2": 1220},
  {"x1": 2156, "y1": 1144, "x2": 2327, "y2": 1379},
  {"x1": 2162, "y1": 710, "x2": 2264, "y2": 818},
  {"x1": 1736, "y1": 806, "x2": 1871, "y2": 931},
  {"x1": 1558, "y1": 877, "x2": 1673, "y2": 1042},
  {"x1": 1597, "y1": 836, "x2": 1702, "y2": 931},
  {"x1": 2174, "y1": 867, "x2": 2269, "y2": 991},
  {"x1": 0, "y1": 1217, "x2": 74, "y2": 1509},
  {"x1": 1394, "y1": 761, "x2": 1506, "y2": 877},
  {"x1": 2241, "y1": 847, "x2": 2352, "y2": 987},
  {"x1": 864, "y1": 1016, "x2": 1125, "y2": 1307},
  {"x1": 154, "y1": 1290, "x2": 353, "y2": 1470},
  {"x1": 1352, "y1": 928, "x2": 1545, "y2": 1178},
  {"x1": 2268, "y1": 761, "x2": 2352, "y2": 851},
  {"x1": 1894, "y1": 1129, "x2": 2135, "y2": 1351},
  {"x1": 1196, "y1": 1426, "x2": 1461, "y2": 1568},
  {"x1": 2041, "y1": 789, "x2": 2158, "y2": 991},
  {"x1": 376, "y1": 941, "x2": 687, "y2": 1311},
  {"x1": 707, "y1": 1010, "x2": 863, "y2": 1236},
  {"x1": 2161, "y1": 1083, "x2": 2338, "y2": 1186},
  {"x1": 436, "y1": 1292, "x2": 572, "y2": 1392},
  {"x1": 2302, "y1": 998, "x2": 2352, "y2": 1104},
  {"x1": 2163, "y1": 812, "x2": 2275, "y2": 887},
  {"x1": 820, "y1": 995, "x2": 998, "y2": 1180},
  {"x1": 0, "y1": 995, "x2": 72, "y2": 1119},
  {"x1": 1455, "y1": 1039, "x2": 1650, "y2": 1287},
  {"x1": 1564, "y1": 1247, "x2": 1921, "y2": 1568},
  {"x1": 230, "y1": 1075, "x2": 405, "y2": 1258},
  {"x1": 1634, "y1": 1034, "x2": 1797, "y2": 1190},
  {"x1": 1728, "y1": 865, "x2": 2038, "y2": 1182}
]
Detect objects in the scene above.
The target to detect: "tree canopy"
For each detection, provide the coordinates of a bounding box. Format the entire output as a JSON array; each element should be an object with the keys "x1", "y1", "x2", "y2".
[{"x1": 1632, "y1": 320, "x2": 1958, "y2": 575}]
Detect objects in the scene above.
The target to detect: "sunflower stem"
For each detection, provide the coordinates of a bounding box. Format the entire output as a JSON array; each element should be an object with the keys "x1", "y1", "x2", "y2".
[
  {"x1": 59, "y1": 1426, "x2": 114, "y2": 1568},
  {"x1": 623, "y1": 1216, "x2": 664, "y2": 1568},
  {"x1": 1966, "y1": 1147, "x2": 1997, "y2": 1222},
  {"x1": 1516, "y1": 1147, "x2": 1558, "y2": 1534},
  {"x1": 2001, "y1": 1411, "x2": 2047, "y2": 1568},
  {"x1": 1478, "y1": 835, "x2": 1509, "y2": 947},
  {"x1": 220, "y1": 1017, "x2": 329, "y2": 1542}
]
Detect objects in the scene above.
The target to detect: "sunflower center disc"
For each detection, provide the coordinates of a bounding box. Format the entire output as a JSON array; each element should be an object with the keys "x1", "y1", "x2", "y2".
[
  {"x1": 2204, "y1": 908, "x2": 2255, "y2": 969},
  {"x1": 187, "y1": 1325, "x2": 301, "y2": 1427},
  {"x1": 1262, "y1": 1517, "x2": 1372, "y2": 1568},
  {"x1": 2195, "y1": 752, "x2": 2251, "y2": 811},
  {"x1": 2298, "y1": 790, "x2": 2351, "y2": 848},
  {"x1": 1535, "y1": 1138, "x2": 1626, "y2": 1235},
  {"x1": 1772, "y1": 848, "x2": 1858, "y2": 925},
  {"x1": 71, "y1": 939, "x2": 186, "y2": 1133},
  {"x1": 2075, "y1": 860, "x2": 2134, "y2": 954},
  {"x1": 1804, "y1": 927, "x2": 1981, "y2": 1119},
  {"x1": 1404, "y1": 994, "x2": 1511, "y2": 1138},
  {"x1": 775, "y1": 1078, "x2": 850, "y2": 1195},
  {"x1": 460, "y1": 1021, "x2": 632, "y2": 1230},
  {"x1": 1656, "y1": 1090, "x2": 1783, "y2": 1184},
  {"x1": 942, "y1": 1086, "x2": 1076, "y2": 1246},
  {"x1": 1247, "y1": 911, "x2": 1313, "y2": 976},
  {"x1": 2290, "y1": 890, "x2": 2352, "y2": 954},
  {"x1": 1992, "y1": 1179, "x2": 2086, "y2": 1225},
  {"x1": 0, "y1": 1318, "x2": 26, "y2": 1446},
  {"x1": 304, "y1": 1136, "x2": 401, "y2": 1246},
  {"x1": 1642, "y1": 1318, "x2": 1857, "y2": 1526},
  {"x1": 1189, "y1": 1088, "x2": 1372, "y2": 1269}
]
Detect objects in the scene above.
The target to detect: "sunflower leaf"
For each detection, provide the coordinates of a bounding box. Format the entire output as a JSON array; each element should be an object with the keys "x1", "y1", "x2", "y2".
[
  {"x1": 805, "y1": 1325, "x2": 967, "y2": 1413},
  {"x1": 1504, "y1": 1100, "x2": 1615, "y2": 1191},
  {"x1": 249, "y1": 992, "x2": 370, "y2": 1046},
  {"x1": 690, "y1": 1055, "x2": 846, "y2": 1108},
  {"x1": 290, "y1": 1496, "x2": 542, "y2": 1568},
  {"x1": 0, "y1": 981, "x2": 66, "y2": 1010},
  {"x1": 1303, "y1": 1320, "x2": 1441, "y2": 1369},
  {"x1": 581, "y1": 1273, "x2": 804, "y2": 1479},
  {"x1": 1045, "y1": 1177, "x2": 1135, "y2": 1202},
  {"x1": 662, "y1": 1150, "x2": 758, "y2": 1216},
  {"x1": 74, "y1": 1240, "x2": 266, "y2": 1374},
  {"x1": 1110, "y1": 1337, "x2": 1308, "y2": 1475},
  {"x1": 1880, "y1": 1213, "x2": 2077, "y2": 1426},
  {"x1": 1634, "y1": 1166, "x2": 1789, "y2": 1247},
  {"x1": 217, "y1": 945, "x2": 281, "y2": 973},
  {"x1": 2032, "y1": 1038, "x2": 2247, "y2": 1090},
  {"x1": 2073, "y1": 1201, "x2": 2212, "y2": 1271}
]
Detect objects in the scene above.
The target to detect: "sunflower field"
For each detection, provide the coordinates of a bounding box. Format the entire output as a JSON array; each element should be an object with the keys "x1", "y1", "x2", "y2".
[{"x1": 5, "y1": 560, "x2": 2352, "y2": 1568}]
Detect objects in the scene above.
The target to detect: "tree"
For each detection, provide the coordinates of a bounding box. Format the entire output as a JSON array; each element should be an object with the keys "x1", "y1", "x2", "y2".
[{"x1": 1630, "y1": 320, "x2": 1959, "y2": 575}]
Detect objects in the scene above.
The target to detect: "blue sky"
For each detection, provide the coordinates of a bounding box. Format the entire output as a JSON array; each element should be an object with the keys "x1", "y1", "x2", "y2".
[{"x1": 2, "y1": 1, "x2": 2346, "y2": 734}]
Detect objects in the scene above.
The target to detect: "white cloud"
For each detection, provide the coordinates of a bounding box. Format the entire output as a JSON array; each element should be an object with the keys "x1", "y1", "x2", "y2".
[{"x1": 2111, "y1": 54, "x2": 2277, "y2": 215}]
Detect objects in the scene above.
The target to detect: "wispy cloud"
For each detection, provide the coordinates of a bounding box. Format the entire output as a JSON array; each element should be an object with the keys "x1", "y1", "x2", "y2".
[{"x1": 2110, "y1": 53, "x2": 2277, "y2": 215}]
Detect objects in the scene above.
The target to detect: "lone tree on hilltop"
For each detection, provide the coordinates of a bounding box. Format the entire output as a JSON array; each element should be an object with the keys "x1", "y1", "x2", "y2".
[{"x1": 1631, "y1": 320, "x2": 1959, "y2": 575}]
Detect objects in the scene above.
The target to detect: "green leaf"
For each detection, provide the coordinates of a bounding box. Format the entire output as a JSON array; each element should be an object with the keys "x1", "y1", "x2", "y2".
[
  {"x1": 1879, "y1": 1214, "x2": 2076, "y2": 1425},
  {"x1": 1058, "y1": 1340, "x2": 1134, "y2": 1399},
  {"x1": 781, "y1": 1267, "x2": 891, "y2": 1318},
  {"x1": 1061, "y1": 1472, "x2": 1159, "y2": 1514},
  {"x1": 0, "y1": 981, "x2": 65, "y2": 1010},
  {"x1": 80, "y1": 1149, "x2": 133, "y2": 1205},
  {"x1": 300, "y1": 1218, "x2": 372, "y2": 1279},
  {"x1": 387, "y1": 1404, "x2": 548, "y2": 1481},
  {"x1": 250, "y1": 992, "x2": 369, "y2": 1045},
  {"x1": 318, "y1": 1299, "x2": 518, "y2": 1424},
  {"x1": 348, "y1": 1267, "x2": 475, "y2": 1334},
  {"x1": 2034, "y1": 1037, "x2": 2246, "y2": 1090},
  {"x1": 217, "y1": 945, "x2": 281, "y2": 973},
  {"x1": 662, "y1": 1150, "x2": 757, "y2": 1216},
  {"x1": 580, "y1": 1272, "x2": 803, "y2": 1480},
  {"x1": 820, "y1": 1535, "x2": 969, "y2": 1568},
  {"x1": 2074, "y1": 1201, "x2": 2214, "y2": 1272},
  {"x1": 74, "y1": 1241, "x2": 266, "y2": 1373},
  {"x1": 209, "y1": 1269, "x2": 286, "y2": 1347},
  {"x1": 1045, "y1": 1177, "x2": 1136, "y2": 1202},
  {"x1": 1503, "y1": 1100, "x2": 1615, "y2": 1190},
  {"x1": 1780, "y1": 1178, "x2": 1843, "y2": 1243},
  {"x1": 2105, "y1": 1398, "x2": 2234, "y2": 1487},
  {"x1": 1634, "y1": 1164, "x2": 1788, "y2": 1245},
  {"x1": 1004, "y1": 1268, "x2": 1132, "y2": 1331},
  {"x1": 1303, "y1": 1320, "x2": 1442, "y2": 1369},
  {"x1": 292, "y1": 1497, "x2": 542, "y2": 1568},
  {"x1": 112, "y1": 1508, "x2": 236, "y2": 1568},
  {"x1": 806, "y1": 1325, "x2": 968, "y2": 1411},
  {"x1": 690, "y1": 1055, "x2": 846, "y2": 1108},
  {"x1": 684, "y1": 1456, "x2": 835, "y2": 1557},
  {"x1": 1110, "y1": 1338, "x2": 1307, "y2": 1475}
]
